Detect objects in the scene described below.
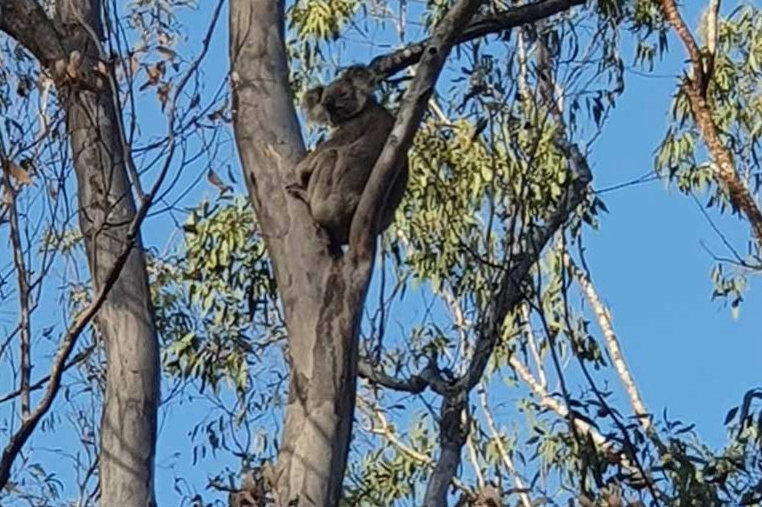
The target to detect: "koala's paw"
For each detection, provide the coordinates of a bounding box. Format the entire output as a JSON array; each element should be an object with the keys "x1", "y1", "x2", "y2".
[{"x1": 285, "y1": 182, "x2": 309, "y2": 202}]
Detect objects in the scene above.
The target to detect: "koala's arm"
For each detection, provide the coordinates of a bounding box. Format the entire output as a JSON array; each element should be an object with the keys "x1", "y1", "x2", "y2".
[
  {"x1": 286, "y1": 147, "x2": 340, "y2": 203},
  {"x1": 285, "y1": 155, "x2": 313, "y2": 201},
  {"x1": 295, "y1": 153, "x2": 315, "y2": 187}
]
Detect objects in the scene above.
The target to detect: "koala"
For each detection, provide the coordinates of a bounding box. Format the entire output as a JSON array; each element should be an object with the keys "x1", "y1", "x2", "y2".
[{"x1": 289, "y1": 66, "x2": 409, "y2": 246}]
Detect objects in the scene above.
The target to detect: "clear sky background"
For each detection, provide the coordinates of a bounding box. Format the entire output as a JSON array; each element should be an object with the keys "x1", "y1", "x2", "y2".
[{"x1": 1, "y1": 1, "x2": 760, "y2": 506}]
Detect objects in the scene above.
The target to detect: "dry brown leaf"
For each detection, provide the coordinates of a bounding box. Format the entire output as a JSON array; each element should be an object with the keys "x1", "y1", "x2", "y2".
[
  {"x1": 207, "y1": 168, "x2": 231, "y2": 193},
  {"x1": 140, "y1": 62, "x2": 166, "y2": 91},
  {"x1": 130, "y1": 53, "x2": 140, "y2": 75},
  {"x1": 157, "y1": 32, "x2": 171, "y2": 47},
  {"x1": 146, "y1": 63, "x2": 163, "y2": 83},
  {"x1": 3, "y1": 160, "x2": 32, "y2": 186},
  {"x1": 156, "y1": 46, "x2": 177, "y2": 61},
  {"x1": 94, "y1": 60, "x2": 109, "y2": 77},
  {"x1": 157, "y1": 83, "x2": 171, "y2": 110}
]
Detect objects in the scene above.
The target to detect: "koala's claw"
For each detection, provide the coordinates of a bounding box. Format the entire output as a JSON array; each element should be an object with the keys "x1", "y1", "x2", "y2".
[{"x1": 285, "y1": 182, "x2": 308, "y2": 201}]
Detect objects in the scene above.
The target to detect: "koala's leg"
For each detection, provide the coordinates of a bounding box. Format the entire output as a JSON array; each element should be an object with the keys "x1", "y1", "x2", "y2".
[
  {"x1": 309, "y1": 183, "x2": 354, "y2": 246},
  {"x1": 285, "y1": 158, "x2": 309, "y2": 200}
]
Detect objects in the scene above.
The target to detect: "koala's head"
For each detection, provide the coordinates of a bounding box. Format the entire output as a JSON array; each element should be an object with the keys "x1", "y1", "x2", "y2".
[{"x1": 302, "y1": 66, "x2": 377, "y2": 126}]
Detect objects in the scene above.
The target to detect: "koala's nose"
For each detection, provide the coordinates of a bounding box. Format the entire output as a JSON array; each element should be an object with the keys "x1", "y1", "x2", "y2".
[{"x1": 323, "y1": 95, "x2": 336, "y2": 109}]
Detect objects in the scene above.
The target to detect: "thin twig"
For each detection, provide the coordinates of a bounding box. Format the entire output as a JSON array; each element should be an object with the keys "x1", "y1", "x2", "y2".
[
  {"x1": 477, "y1": 386, "x2": 533, "y2": 507},
  {"x1": 1, "y1": 161, "x2": 32, "y2": 418}
]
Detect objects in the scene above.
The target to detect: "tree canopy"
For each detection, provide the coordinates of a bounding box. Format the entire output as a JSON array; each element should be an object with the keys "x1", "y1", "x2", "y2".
[{"x1": 0, "y1": 1, "x2": 760, "y2": 506}]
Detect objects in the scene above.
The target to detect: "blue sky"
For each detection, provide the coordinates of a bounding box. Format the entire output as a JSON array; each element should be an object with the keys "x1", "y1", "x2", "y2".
[{"x1": 1, "y1": 1, "x2": 761, "y2": 506}]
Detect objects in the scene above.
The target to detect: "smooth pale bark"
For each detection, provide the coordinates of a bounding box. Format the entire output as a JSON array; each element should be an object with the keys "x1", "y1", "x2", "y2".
[
  {"x1": 58, "y1": 2, "x2": 160, "y2": 505},
  {"x1": 66, "y1": 91, "x2": 160, "y2": 507}
]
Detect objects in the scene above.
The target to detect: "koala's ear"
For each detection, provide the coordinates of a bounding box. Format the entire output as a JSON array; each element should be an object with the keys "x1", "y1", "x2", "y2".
[
  {"x1": 302, "y1": 86, "x2": 329, "y2": 125},
  {"x1": 302, "y1": 86, "x2": 324, "y2": 111},
  {"x1": 343, "y1": 66, "x2": 376, "y2": 96}
]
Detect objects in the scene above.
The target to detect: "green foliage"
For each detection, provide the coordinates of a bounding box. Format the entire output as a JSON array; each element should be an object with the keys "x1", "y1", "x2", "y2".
[
  {"x1": 399, "y1": 109, "x2": 571, "y2": 302},
  {"x1": 344, "y1": 410, "x2": 435, "y2": 506},
  {"x1": 288, "y1": 0, "x2": 359, "y2": 42},
  {"x1": 654, "y1": 4, "x2": 762, "y2": 308},
  {"x1": 286, "y1": 0, "x2": 360, "y2": 94},
  {"x1": 710, "y1": 264, "x2": 747, "y2": 319},
  {"x1": 36, "y1": 2, "x2": 755, "y2": 507},
  {"x1": 151, "y1": 196, "x2": 281, "y2": 393},
  {"x1": 656, "y1": 4, "x2": 762, "y2": 209},
  {"x1": 629, "y1": 0, "x2": 670, "y2": 69}
]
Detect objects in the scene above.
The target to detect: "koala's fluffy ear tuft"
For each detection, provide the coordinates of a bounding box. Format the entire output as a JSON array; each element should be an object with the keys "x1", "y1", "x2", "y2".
[
  {"x1": 342, "y1": 65, "x2": 376, "y2": 96},
  {"x1": 302, "y1": 86, "x2": 329, "y2": 125}
]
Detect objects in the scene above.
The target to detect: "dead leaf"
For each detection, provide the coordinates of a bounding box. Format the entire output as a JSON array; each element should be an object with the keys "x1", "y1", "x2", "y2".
[
  {"x1": 157, "y1": 32, "x2": 171, "y2": 47},
  {"x1": 156, "y1": 46, "x2": 177, "y2": 61},
  {"x1": 157, "y1": 83, "x2": 171, "y2": 110},
  {"x1": 140, "y1": 61, "x2": 165, "y2": 91},
  {"x1": 130, "y1": 53, "x2": 140, "y2": 75},
  {"x1": 207, "y1": 169, "x2": 231, "y2": 194},
  {"x1": 94, "y1": 60, "x2": 109, "y2": 77},
  {"x1": 208, "y1": 107, "x2": 226, "y2": 122},
  {"x1": 3, "y1": 159, "x2": 32, "y2": 186}
]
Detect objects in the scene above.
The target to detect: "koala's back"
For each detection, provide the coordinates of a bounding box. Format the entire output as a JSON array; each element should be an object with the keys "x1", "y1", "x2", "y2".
[
  {"x1": 323, "y1": 101, "x2": 395, "y2": 150},
  {"x1": 308, "y1": 100, "x2": 403, "y2": 244}
]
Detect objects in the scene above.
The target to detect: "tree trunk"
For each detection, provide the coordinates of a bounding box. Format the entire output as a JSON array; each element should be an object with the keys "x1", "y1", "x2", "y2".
[
  {"x1": 66, "y1": 92, "x2": 160, "y2": 507},
  {"x1": 230, "y1": 2, "x2": 370, "y2": 506},
  {"x1": 0, "y1": 1, "x2": 160, "y2": 503},
  {"x1": 58, "y1": 2, "x2": 160, "y2": 505},
  {"x1": 229, "y1": 1, "x2": 588, "y2": 506}
]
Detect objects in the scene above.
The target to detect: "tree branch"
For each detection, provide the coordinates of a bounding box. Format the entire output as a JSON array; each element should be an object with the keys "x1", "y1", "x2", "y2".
[
  {"x1": 349, "y1": 0, "x2": 485, "y2": 259},
  {"x1": 423, "y1": 393, "x2": 469, "y2": 507},
  {"x1": 564, "y1": 254, "x2": 656, "y2": 436},
  {"x1": 358, "y1": 358, "x2": 453, "y2": 395},
  {"x1": 457, "y1": 134, "x2": 592, "y2": 394},
  {"x1": 368, "y1": 0, "x2": 585, "y2": 78},
  {"x1": 0, "y1": 0, "x2": 65, "y2": 62},
  {"x1": 356, "y1": 3, "x2": 593, "y2": 500},
  {"x1": 478, "y1": 387, "x2": 533, "y2": 507},
  {"x1": 0, "y1": 345, "x2": 96, "y2": 405},
  {"x1": 0, "y1": 156, "x2": 32, "y2": 418},
  {"x1": 658, "y1": 0, "x2": 762, "y2": 258}
]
